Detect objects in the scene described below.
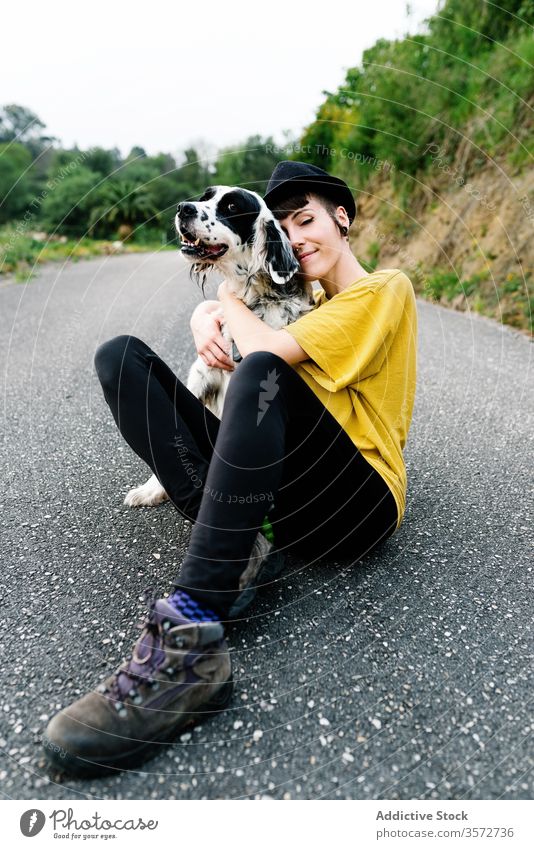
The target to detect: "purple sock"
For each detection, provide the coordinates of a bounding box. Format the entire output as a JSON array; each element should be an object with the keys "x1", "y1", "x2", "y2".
[{"x1": 167, "y1": 588, "x2": 219, "y2": 622}]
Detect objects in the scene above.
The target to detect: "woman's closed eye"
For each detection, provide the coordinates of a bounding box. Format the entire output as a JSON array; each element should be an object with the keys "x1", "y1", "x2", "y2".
[{"x1": 300, "y1": 218, "x2": 313, "y2": 225}]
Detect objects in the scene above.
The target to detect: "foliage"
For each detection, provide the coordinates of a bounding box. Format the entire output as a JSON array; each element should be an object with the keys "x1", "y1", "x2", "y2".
[
  {"x1": 0, "y1": 226, "x2": 172, "y2": 277},
  {"x1": 40, "y1": 168, "x2": 102, "y2": 236},
  {"x1": 0, "y1": 142, "x2": 34, "y2": 223},
  {"x1": 419, "y1": 267, "x2": 533, "y2": 334},
  {"x1": 0, "y1": 109, "x2": 287, "y2": 244},
  {"x1": 213, "y1": 135, "x2": 281, "y2": 191},
  {"x1": 88, "y1": 179, "x2": 160, "y2": 239},
  {"x1": 293, "y1": 0, "x2": 534, "y2": 188},
  {"x1": 0, "y1": 104, "x2": 55, "y2": 158}
]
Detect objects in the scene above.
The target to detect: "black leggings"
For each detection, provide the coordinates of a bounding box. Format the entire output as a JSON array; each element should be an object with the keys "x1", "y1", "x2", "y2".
[{"x1": 94, "y1": 335, "x2": 398, "y2": 617}]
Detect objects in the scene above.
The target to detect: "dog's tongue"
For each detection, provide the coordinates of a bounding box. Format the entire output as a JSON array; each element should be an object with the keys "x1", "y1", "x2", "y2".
[{"x1": 204, "y1": 244, "x2": 223, "y2": 254}]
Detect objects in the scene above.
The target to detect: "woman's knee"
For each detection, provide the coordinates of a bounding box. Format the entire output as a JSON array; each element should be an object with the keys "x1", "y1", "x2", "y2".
[
  {"x1": 226, "y1": 350, "x2": 290, "y2": 398},
  {"x1": 94, "y1": 334, "x2": 147, "y2": 388},
  {"x1": 241, "y1": 350, "x2": 288, "y2": 369},
  {"x1": 232, "y1": 350, "x2": 291, "y2": 384}
]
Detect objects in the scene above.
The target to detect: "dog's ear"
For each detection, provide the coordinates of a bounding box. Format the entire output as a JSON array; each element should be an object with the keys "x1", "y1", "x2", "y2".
[{"x1": 251, "y1": 215, "x2": 299, "y2": 285}]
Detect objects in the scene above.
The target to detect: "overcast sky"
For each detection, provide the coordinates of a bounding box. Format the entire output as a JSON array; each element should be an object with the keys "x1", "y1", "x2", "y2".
[{"x1": 5, "y1": 0, "x2": 439, "y2": 161}]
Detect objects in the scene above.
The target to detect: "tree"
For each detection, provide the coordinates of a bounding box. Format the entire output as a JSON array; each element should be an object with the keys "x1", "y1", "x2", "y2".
[
  {"x1": 0, "y1": 143, "x2": 34, "y2": 223},
  {"x1": 83, "y1": 147, "x2": 122, "y2": 178},
  {"x1": 88, "y1": 179, "x2": 160, "y2": 239},
  {"x1": 0, "y1": 104, "x2": 55, "y2": 158},
  {"x1": 40, "y1": 168, "x2": 101, "y2": 236},
  {"x1": 126, "y1": 146, "x2": 147, "y2": 161},
  {"x1": 213, "y1": 135, "x2": 281, "y2": 192}
]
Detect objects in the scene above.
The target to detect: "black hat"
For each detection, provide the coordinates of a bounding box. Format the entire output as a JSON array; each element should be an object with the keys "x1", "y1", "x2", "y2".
[{"x1": 263, "y1": 160, "x2": 356, "y2": 224}]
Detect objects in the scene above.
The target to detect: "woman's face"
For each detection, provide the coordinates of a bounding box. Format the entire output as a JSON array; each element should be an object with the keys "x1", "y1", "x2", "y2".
[{"x1": 277, "y1": 194, "x2": 347, "y2": 280}]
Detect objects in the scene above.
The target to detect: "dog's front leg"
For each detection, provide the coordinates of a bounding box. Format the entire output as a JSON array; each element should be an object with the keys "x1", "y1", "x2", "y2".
[
  {"x1": 124, "y1": 317, "x2": 232, "y2": 508},
  {"x1": 186, "y1": 314, "x2": 234, "y2": 419}
]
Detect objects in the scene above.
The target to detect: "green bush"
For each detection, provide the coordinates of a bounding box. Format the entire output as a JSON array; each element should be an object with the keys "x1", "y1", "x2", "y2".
[
  {"x1": 40, "y1": 168, "x2": 102, "y2": 237},
  {"x1": 0, "y1": 226, "x2": 172, "y2": 277},
  {"x1": 425, "y1": 270, "x2": 459, "y2": 300}
]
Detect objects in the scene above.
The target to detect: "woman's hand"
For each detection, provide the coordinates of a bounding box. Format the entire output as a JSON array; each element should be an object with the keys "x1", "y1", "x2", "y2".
[{"x1": 190, "y1": 299, "x2": 235, "y2": 371}]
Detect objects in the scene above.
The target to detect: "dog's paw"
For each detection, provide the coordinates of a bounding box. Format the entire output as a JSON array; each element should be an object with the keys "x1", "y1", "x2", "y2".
[{"x1": 124, "y1": 474, "x2": 169, "y2": 507}]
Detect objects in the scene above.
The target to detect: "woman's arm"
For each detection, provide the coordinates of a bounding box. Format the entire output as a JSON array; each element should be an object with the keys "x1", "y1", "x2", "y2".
[{"x1": 217, "y1": 281, "x2": 309, "y2": 366}]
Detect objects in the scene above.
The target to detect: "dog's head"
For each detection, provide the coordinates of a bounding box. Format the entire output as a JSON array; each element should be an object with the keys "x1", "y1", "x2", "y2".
[{"x1": 175, "y1": 186, "x2": 299, "y2": 286}]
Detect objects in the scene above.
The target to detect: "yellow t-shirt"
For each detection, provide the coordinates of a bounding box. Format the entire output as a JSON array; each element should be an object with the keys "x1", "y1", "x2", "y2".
[{"x1": 283, "y1": 268, "x2": 418, "y2": 529}]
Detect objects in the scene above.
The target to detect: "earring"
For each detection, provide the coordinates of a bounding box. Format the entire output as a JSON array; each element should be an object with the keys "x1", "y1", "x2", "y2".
[{"x1": 341, "y1": 225, "x2": 349, "y2": 237}]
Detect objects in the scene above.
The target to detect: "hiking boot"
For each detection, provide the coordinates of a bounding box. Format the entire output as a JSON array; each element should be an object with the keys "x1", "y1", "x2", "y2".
[
  {"x1": 42, "y1": 598, "x2": 232, "y2": 778},
  {"x1": 229, "y1": 530, "x2": 286, "y2": 618}
]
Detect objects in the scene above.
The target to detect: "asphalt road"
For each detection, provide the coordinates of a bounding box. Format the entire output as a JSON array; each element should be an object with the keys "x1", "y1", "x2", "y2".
[{"x1": 0, "y1": 251, "x2": 532, "y2": 800}]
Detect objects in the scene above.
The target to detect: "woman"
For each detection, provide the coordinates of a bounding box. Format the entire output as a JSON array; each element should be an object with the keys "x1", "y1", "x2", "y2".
[{"x1": 42, "y1": 161, "x2": 418, "y2": 777}]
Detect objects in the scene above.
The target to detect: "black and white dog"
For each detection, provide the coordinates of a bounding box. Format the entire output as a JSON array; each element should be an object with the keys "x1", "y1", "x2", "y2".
[{"x1": 124, "y1": 185, "x2": 315, "y2": 507}]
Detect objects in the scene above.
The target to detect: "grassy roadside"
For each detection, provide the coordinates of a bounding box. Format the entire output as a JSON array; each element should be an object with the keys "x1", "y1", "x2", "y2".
[
  {"x1": 0, "y1": 229, "x2": 175, "y2": 282},
  {"x1": 420, "y1": 268, "x2": 533, "y2": 336},
  {"x1": 360, "y1": 252, "x2": 533, "y2": 336}
]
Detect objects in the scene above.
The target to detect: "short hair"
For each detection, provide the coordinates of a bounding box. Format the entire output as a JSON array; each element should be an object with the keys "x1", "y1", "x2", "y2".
[{"x1": 270, "y1": 192, "x2": 349, "y2": 237}]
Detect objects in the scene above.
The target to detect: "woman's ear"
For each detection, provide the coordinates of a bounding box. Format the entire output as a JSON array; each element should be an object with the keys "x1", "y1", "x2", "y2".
[{"x1": 250, "y1": 215, "x2": 299, "y2": 285}]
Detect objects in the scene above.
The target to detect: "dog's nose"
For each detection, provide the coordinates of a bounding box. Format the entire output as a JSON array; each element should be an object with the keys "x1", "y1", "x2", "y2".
[{"x1": 177, "y1": 202, "x2": 197, "y2": 218}]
